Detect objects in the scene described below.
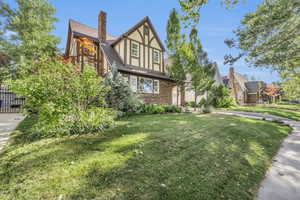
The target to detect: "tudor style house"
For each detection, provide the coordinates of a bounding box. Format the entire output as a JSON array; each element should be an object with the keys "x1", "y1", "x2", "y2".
[
  {"x1": 223, "y1": 67, "x2": 282, "y2": 104},
  {"x1": 65, "y1": 11, "x2": 177, "y2": 105}
]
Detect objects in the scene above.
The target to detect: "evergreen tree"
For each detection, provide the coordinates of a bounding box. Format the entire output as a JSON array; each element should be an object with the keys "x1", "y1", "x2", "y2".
[
  {"x1": 166, "y1": 8, "x2": 187, "y2": 106},
  {"x1": 188, "y1": 28, "x2": 215, "y2": 107},
  {"x1": 105, "y1": 62, "x2": 141, "y2": 113}
]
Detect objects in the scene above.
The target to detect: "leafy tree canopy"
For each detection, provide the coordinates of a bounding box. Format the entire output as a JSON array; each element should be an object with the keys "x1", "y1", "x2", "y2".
[
  {"x1": 179, "y1": 0, "x2": 241, "y2": 25},
  {"x1": 0, "y1": 0, "x2": 60, "y2": 67},
  {"x1": 226, "y1": 0, "x2": 300, "y2": 77}
]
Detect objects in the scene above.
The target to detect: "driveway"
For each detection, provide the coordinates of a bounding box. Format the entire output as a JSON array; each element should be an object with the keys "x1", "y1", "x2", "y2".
[{"x1": 0, "y1": 113, "x2": 25, "y2": 152}]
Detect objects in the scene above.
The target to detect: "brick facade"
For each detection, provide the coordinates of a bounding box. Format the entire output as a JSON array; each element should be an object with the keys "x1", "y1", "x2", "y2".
[
  {"x1": 121, "y1": 72, "x2": 174, "y2": 105},
  {"x1": 140, "y1": 78, "x2": 174, "y2": 105}
]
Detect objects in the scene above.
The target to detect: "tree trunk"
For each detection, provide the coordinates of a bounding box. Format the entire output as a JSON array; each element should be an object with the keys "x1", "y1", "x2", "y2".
[
  {"x1": 176, "y1": 86, "x2": 179, "y2": 107},
  {"x1": 194, "y1": 92, "x2": 197, "y2": 112},
  {"x1": 180, "y1": 85, "x2": 185, "y2": 106}
]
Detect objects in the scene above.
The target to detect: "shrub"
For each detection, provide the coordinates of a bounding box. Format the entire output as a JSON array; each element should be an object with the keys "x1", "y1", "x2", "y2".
[
  {"x1": 202, "y1": 107, "x2": 212, "y2": 114},
  {"x1": 138, "y1": 104, "x2": 181, "y2": 114},
  {"x1": 198, "y1": 98, "x2": 208, "y2": 108},
  {"x1": 153, "y1": 105, "x2": 165, "y2": 114},
  {"x1": 163, "y1": 105, "x2": 182, "y2": 113},
  {"x1": 186, "y1": 101, "x2": 198, "y2": 108},
  {"x1": 105, "y1": 63, "x2": 142, "y2": 113},
  {"x1": 209, "y1": 85, "x2": 235, "y2": 108},
  {"x1": 216, "y1": 96, "x2": 236, "y2": 108},
  {"x1": 61, "y1": 108, "x2": 116, "y2": 135},
  {"x1": 8, "y1": 58, "x2": 114, "y2": 136}
]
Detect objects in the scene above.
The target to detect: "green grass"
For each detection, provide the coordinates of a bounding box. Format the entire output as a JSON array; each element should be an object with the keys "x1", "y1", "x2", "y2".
[
  {"x1": 0, "y1": 113, "x2": 291, "y2": 200},
  {"x1": 226, "y1": 106, "x2": 300, "y2": 121},
  {"x1": 269, "y1": 103, "x2": 300, "y2": 111}
]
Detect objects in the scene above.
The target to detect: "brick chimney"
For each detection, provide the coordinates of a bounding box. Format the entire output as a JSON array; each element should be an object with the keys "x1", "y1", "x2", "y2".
[
  {"x1": 98, "y1": 11, "x2": 107, "y2": 43},
  {"x1": 229, "y1": 67, "x2": 238, "y2": 104}
]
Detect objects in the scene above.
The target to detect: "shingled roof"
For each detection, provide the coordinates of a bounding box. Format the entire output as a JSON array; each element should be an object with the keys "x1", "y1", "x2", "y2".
[
  {"x1": 245, "y1": 81, "x2": 266, "y2": 93},
  {"x1": 69, "y1": 19, "x2": 116, "y2": 42}
]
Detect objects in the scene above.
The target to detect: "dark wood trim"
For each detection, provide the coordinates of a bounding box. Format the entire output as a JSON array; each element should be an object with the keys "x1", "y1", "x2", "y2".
[
  {"x1": 124, "y1": 38, "x2": 127, "y2": 65},
  {"x1": 143, "y1": 27, "x2": 146, "y2": 68},
  {"x1": 149, "y1": 36, "x2": 155, "y2": 45},
  {"x1": 148, "y1": 33, "x2": 150, "y2": 69},
  {"x1": 129, "y1": 39, "x2": 132, "y2": 65},
  {"x1": 81, "y1": 46, "x2": 84, "y2": 72},
  {"x1": 76, "y1": 41, "x2": 80, "y2": 63},
  {"x1": 159, "y1": 52, "x2": 161, "y2": 72},
  {"x1": 137, "y1": 29, "x2": 144, "y2": 42},
  {"x1": 151, "y1": 49, "x2": 154, "y2": 71},
  {"x1": 139, "y1": 43, "x2": 141, "y2": 67},
  {"x1": 162, "y1": 52, "x2": 165, "y2": 73},
  {"x1": 127, "y1": 37, "x2": 161, "y2": 51}
]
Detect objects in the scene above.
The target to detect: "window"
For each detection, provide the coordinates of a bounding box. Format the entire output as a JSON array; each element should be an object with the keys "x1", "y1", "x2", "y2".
[
  {"x1": 144, "y1": 79, "x2": 153, "y2": 93},
  {"x1": 144, "y1": 26, "x2": 149, "y2": 35},
  {"x1": 153, "y1": 80, "x2": 159, "y2": 94},
  {"x1": 139, "y1": 77, "x2": 153, "y2": 93},
  {"x1": 153, "y1": 50, "x2": 160, "y2": 64},
  {"x1": 130, "y1": 75, "x2": 137, "y2": 92},
  {"x1": 131, "y1": 42, "x2": 139, "y2": 58}
]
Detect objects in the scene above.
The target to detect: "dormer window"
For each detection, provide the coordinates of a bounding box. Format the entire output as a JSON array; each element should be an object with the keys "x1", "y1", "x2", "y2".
[
  {"x1": 153, "y1": 50, "x2": 160, "y2": 64},
  {"x1": 144, "y1": 26, "x2": 149, "y2": 35},
  {"x1": 131, "y1": 42, "x2": 139, "y2": 58}
]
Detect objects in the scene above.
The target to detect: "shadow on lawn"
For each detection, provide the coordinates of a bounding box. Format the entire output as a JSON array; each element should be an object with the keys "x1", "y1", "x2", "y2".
[
  {"x1": 0, "y1": 114, "x2": 291, "y2": 200},
  {"x1": 67, "y1": 115, "x2": 290, "y2": 200}
]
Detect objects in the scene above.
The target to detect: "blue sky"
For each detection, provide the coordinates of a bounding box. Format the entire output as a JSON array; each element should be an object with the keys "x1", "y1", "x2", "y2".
[{"x1": 5, "y1": 0, "x2": 280, "y2": 83}]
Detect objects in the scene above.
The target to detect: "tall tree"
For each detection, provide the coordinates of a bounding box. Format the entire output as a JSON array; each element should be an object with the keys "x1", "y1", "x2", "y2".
[
  {"x1": 166, "y1": 8, "x2": 187, "y2": 106},
  {"x1": 1, "y1": 0, "x2": 60, "y2": 72},
  {"x1": 188, "y1": 28, "x2": 215, "y2": 107}
]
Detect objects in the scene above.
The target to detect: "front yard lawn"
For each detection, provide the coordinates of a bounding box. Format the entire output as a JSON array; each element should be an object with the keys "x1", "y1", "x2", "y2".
[
  {"x1": 269, "y1": 103, "x2": 300, "y2": 111},
  {"x1": 0, "y1": 113, "x2": 291, "y2": 200},
  {"x1": 227, "y1": 106, "x2": 300, "y2": 121}
]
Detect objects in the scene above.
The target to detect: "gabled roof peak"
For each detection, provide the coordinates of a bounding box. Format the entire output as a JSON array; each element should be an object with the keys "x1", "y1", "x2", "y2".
[{"x1": 111, "y1": 16, "x2": 165, "y2": 51}]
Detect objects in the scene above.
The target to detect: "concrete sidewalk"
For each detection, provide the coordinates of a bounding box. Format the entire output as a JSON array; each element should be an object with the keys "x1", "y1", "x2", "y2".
[
  {"x1": 214, "y1": 110, "x2": 300, "y2": 200},
  {"x1": 0, "y1": 113, "x2": 25, "y2": 152}
]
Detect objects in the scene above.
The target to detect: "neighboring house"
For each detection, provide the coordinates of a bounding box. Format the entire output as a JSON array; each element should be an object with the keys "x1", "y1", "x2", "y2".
[
  {"x1": 245, "y1": 81, "x2": 266, "y2": 104},
  {"x1": 228, "y1": 67, "x2": 248, "y2": 105},
  {"x1": 65, "y1": 11, "x2": 176, "y2": 105},
  {"x1": 224, "y1": 67, "x2": 282, "y2": 104},
  {"x1": 263, "y1": 85, "x2": 282, "y2": 103}
]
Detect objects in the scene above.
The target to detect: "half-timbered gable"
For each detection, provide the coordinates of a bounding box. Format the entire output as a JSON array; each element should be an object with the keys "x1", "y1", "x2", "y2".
[
  {"x1": 111, "y1": 17, "x2": 165, "y2": 73},
  {"x1": 65, "y1": 11, "x2": 176, "y2": 105}
]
